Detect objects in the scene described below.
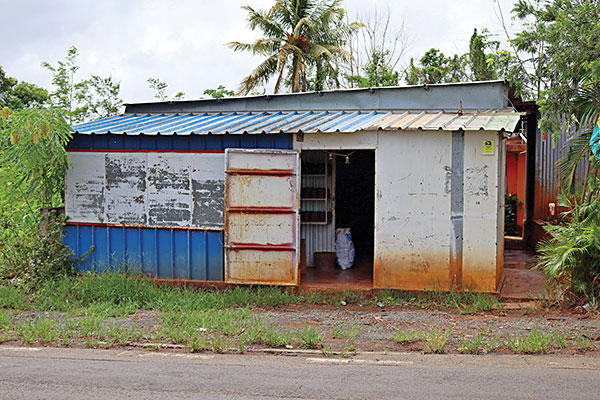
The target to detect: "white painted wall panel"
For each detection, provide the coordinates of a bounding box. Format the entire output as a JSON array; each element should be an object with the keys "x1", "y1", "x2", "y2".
[
  {"x1": 65, "y1": 153, "x2": 106, "y2": 223},
  {"x1": 374, "y1": 131, "x2": 452, "y2": 290},
  {"x1": 65, "y1": 151, "x2": 225, "y2": 228},
  {"x1": 461, "y1": 131, "x2": 500, "y2": 291}
]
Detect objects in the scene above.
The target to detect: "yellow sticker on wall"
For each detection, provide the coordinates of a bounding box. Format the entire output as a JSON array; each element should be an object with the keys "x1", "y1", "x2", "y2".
[{"x1": 483, "y1": 139, "x2": 495, "y2": 155}]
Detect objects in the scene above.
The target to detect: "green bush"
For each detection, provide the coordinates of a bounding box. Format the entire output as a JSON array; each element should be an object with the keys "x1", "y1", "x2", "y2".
[
  {"x1": 537, "y1": 193, "x2": 600, "y2": 301},
  {"x1": 0, "y1": 212, "x2": 79, "y2": 288},
  {"x1": 505, "y1": 193, "x2": 523, "y2": 236},
  {"x1": 0, "y1": 107, "x2": 76, "y2": 289}
]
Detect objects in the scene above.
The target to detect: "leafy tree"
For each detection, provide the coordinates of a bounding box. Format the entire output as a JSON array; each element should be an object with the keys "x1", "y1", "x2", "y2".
[
  {"x1": 509, "y1": 0, "x2": 600, "y2": 136},
  {"x1": 147, "y1": 77, "x2": 185, "y2": 101},
  {"x1": 469, "y1": 28, "x2": 504, "y2": 81},
  {"x1": 499, "y1": 1, "x2": 600, "y2": 198},
  {"x1": 404, "y1": 28, "x2": 513, "y2": 85},
  {"x1": 83, "y1": 75, "x2": 122, "y2": 120},
  {"x1": 346, "y1": 50, "x2": 399, "y2": 87},
  {"x1": 0, "y1": 107, "x2": 77, "y2": 286},
  {"x1": 0, "y1": 107, "x2": 72, "y2": 210},
  {"x1": 147, "y1": 77, "x2": 168, "y2": 101},
  {"x1": 508, "y1": 1, "x2": 600, "y2": 302},
  {"x1": 42, "y1": 46, "x2": 123, "y2": 124},
  {"x1": 41, "y1": 46, "x2": 88, "y2": 124},
  {"x1": 203, "y1": 85, "x2": 234, "y2": 99},
  {"x1": 405, "y1": 49, "x2": 468, "y2": 85},
  {"x1": 228, "y1": 0, "x2": 359, "y2": 94},
  {"x1": 0, "y1": 66, "x2": 48, "y2": 109}
]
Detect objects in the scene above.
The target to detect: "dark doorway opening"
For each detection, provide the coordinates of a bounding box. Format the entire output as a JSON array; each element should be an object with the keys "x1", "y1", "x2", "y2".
[
  {"x1": 335, "y1": 150, "x2": 375, "y2": 260},
  {"x1": 300, "y1": 149, "x2": 375, "y2": 289}
]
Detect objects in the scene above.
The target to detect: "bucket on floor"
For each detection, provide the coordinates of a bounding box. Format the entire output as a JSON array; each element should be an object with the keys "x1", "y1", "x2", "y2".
[{"x1": 314, "y1": 251, "x2": 336, "y2": 270}]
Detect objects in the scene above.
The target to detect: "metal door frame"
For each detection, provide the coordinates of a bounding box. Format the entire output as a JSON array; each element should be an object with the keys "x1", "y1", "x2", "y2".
[{"x1": 224, "y1": 149, "x2": 300, "y2": 285}]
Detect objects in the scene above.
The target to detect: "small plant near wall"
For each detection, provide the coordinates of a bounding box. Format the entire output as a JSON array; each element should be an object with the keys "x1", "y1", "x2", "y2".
[
  {"x1": 504, "y1": 193, "x2": 523, "y2": 236},
  {"x1": 537, "y1": 191, "x2": 600, "y2": 307}
]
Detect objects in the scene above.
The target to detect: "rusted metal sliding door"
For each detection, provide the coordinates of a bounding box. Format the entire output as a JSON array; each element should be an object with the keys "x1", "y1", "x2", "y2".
[{"x1": 224, "y1": 149, "x2": 300, "y2": 285}]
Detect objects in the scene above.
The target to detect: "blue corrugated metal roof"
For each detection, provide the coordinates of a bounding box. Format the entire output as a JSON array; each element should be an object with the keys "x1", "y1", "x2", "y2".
[{"x1": 72, "y1": 110, "x2": 523, "y2": 135}]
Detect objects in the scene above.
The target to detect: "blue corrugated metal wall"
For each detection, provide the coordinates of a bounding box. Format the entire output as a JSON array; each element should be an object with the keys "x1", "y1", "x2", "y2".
[
  {"x1": 65, "y1": 132, "x2": 293, "y2": 280},
  {"x1": 64, "y1": 225, "x2": 224, "y2": 280}
]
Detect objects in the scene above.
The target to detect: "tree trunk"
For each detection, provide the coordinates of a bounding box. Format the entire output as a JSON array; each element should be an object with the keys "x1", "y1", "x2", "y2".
[{"x1": 291, "y1": 55, "x2": 300, "y2": 92}]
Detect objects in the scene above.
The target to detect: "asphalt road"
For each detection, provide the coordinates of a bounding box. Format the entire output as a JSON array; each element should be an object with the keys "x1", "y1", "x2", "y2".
[{"x1": 0, "y1": 346, "x2": 599, "y2": 399}]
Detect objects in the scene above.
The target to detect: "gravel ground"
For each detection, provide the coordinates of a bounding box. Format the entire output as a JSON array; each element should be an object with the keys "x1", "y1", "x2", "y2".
[
  {"x1": 256, "y1": 304, "x2": 600, "y2": 352},
  {"x1": 5, "y1": 304, "x2": 600, "y2": 354}
]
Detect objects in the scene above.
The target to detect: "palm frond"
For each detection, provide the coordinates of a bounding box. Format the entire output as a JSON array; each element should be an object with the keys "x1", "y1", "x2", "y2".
[
  {"x1": 227, "y1": 41, "x2": 253, "y2": 53},
  {"x1": 233, "y1": 0, "x2": 359, "y2": 94},
  {"x1": 237, "y1": 54, "x2": 279, "y2": 96},
  {"x1": 557, "y1": 128, "x2": 592, "y2": 193},
  {"x1": 292, "y1": 16, "x2": 314, "y2": 39},
  {"x1": 309, "y1": 44, "x2": 334, "y2": 60},
  {"x1": 227, "y1": 38, "x2": 282, "y2": 57},
  {"x1": 242, "y1": 5, "x2": 286, "y2": 38}
]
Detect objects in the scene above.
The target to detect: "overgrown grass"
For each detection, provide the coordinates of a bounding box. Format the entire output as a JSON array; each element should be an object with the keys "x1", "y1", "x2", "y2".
[
  {"x1": 423, "y1": 327, "x2": 451, "y2": 354},
  {"x1": 295, "y1": 325, "x2": 323, "y2": 349},
  {"x1": 393, "y1": 325, "x2": 586, "y2": 355},
  {"x1": 394, "y1": 327, "x2": 451, "y2": 353},
  {"x1": 393, "y1": 329, "x2": 423, "y2": 344},
  {"x1": 28, "y1": 273, "x2": 313, "y2": 312},
  {"x1": 503, "y1": 328, "x2": 567, "y2": 354},
  {"x1": 330, "y1": 323, "x2": 361, "y2": 352},
  {"x1": 0, "y1": 272, "x2": 505, "y2": 317},
  {"x1": 457, "y1": 332, "x2": 488, "y2": 354},
  {"x1": 574, "y1": 334, "x2": 592, "y2": 350},
  {"x1": 0, "y1": 285, "x2": 27, "y2": 309},
  {"x1": 372, "y1": 288, "x2": 500, "y2": 314},
  {"x1": 0, "y1": 272, "x2": 595, "y2": 355}
]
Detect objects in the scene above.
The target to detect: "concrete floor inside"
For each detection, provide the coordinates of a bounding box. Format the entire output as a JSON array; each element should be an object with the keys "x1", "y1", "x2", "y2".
[
  {"x1": 299, "y1": 248, "x2": 547, "y2": 299},
  {"x1": 300, "y1": 254, "x2": 373, "y2": 290}
]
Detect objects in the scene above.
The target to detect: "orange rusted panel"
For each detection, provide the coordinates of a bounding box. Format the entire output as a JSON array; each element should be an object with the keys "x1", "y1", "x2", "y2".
[
  {"x1": 374, "y1": 254, "x2": 498, "y2": 292},
  {"x1": 373, "y1": 251, "x2": 453, "y2": 291}
]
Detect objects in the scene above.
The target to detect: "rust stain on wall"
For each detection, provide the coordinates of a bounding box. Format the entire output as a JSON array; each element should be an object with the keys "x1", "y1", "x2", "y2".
[{"x1": 374, "y1": 250, "x2": 451, "y2": 291}]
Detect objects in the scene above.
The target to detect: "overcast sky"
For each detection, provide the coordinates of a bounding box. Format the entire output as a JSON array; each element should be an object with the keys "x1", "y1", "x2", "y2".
[{"x1": 1, "y1": 0, "x2": 521, "y2": 104}]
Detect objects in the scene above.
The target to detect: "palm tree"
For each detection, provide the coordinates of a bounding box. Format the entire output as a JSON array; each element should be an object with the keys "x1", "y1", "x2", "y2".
[{"x1": 228, "y1": 0, "x2": 360, "y2": 95}]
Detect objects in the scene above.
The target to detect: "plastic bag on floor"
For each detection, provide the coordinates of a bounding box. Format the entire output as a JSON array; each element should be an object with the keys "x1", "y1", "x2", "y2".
[{"x1": 335, "y1": 228, "x2": 355, "y2": 270}]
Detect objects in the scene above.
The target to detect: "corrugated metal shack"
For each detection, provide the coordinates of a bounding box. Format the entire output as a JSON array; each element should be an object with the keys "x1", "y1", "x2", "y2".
[{"x1": 65, "y1": 80, "x2": 523, "y2": 292}]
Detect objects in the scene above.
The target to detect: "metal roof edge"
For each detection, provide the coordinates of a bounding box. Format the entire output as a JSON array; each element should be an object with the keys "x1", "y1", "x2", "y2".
[
  {"x1": 72, "y1": 110, "x2": 523, "y2": 135},
  {"x1": 124, "y1": 80, "x2": 509, "y2": 114},
  {"x1": 124, "y1": 80, "x2": 507, "y2": 108}
]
